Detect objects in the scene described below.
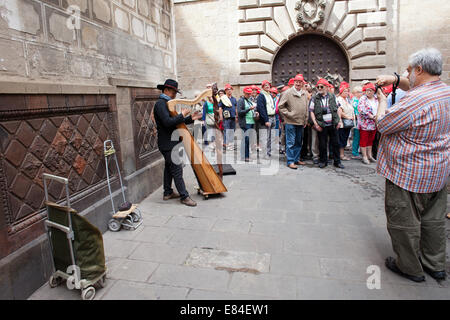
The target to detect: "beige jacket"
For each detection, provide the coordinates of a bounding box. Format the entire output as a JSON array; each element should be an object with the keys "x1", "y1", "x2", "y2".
[{"x1": 277, "y1": 87, "x2": 309, "y2": 126}]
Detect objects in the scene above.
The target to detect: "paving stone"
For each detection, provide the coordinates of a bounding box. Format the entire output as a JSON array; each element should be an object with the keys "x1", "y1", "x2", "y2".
[
  {"x1": 212, "y1": 219, "x2": 251, "y2": 233},
  {"x1": 164, "y1": 216, "x2": 217, "y2": 231},
  {"x1": 107, "y1": 259, "x2": 159, "y2": 282},
  {"x1": 129, "y1": 243, "x2": 191, "y2": 264},
  {"x1": 101, "y1": 280, "x2": 189, "y2": 300},
  {"x1": 229, "y1": 273, "x2": 297, "y2": 299},
  {"x1": 186, "y1": 289, "x2": 273, "y2": 300},
  {"x1": 217, "y1": 232, "x2": 283, "y2": 254},
  {"x1": 167, "y1": 229, "x2": 222, "y2": 248},
  {"x1": 149, "y1": 264, "x2": 230, "y2": 291},
  {"x1": 141, "y1": 215, "x2": 172, "y2": 227},
  {"x1": 270, "y1": 253, "x2": 321, "y2": 278},
  {"x1": 132, "y1": 226, "x2": 175, "y2": 244},
  {"x1": 103, "y1": 239, "x2": 141, "y2": 259},
  {"x1": 186, "y1": 248, "x2": 270, "y2": 273}
]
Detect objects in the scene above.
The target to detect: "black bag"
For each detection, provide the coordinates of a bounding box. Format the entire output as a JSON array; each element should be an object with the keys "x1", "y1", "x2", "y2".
[
  {"x1": 118, "y1": 201, "x2": 132, "y2": 212},
  {"x1": 342, "y1": 118, "x2": 354, "y2": 129}
]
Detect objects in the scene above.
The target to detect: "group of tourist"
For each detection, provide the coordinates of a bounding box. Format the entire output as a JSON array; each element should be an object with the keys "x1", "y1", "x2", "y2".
[{"x1": 198, "y1": 74, "x2": 389, "y2": 171}]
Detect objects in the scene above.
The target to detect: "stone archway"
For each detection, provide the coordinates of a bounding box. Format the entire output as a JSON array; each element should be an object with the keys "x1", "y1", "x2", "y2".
[{"x1": 272, "y1": 34, "x2": 349, "y2": 87}]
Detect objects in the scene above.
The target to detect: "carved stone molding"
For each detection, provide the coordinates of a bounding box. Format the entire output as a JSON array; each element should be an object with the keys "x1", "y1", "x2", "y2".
[{"x1": 295, "y1": 0, "x2": 327, "y2": 30}]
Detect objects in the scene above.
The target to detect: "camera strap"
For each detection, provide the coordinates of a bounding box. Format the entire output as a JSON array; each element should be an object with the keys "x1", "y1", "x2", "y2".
[{"x1": 392, "y1": 72, "x2": 400, "y2": 105}]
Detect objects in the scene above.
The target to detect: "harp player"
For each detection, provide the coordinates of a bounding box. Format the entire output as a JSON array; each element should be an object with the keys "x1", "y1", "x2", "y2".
[{"x1": 154, "y1": 79, "x2": 202, "y2": 207}]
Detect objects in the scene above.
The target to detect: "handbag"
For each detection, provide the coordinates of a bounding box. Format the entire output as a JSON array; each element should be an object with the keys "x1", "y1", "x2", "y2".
[
  {"x1": 206, "y1": 113, "x2": 215, "y2": 126},
  {"x1": 223, "y1": 110, "x2": 231, "y2": 119},
  {"x1": 343, "y1": 118, "x2": 354, "y2": 129}
]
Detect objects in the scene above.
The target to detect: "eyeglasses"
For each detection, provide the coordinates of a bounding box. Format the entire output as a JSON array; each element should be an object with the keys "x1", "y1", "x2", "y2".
[{"x1": 317, "y1": 86, "x2": 324, "y2": 89}]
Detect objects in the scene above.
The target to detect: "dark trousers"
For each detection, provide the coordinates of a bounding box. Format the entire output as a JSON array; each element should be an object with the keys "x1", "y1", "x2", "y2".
[
  {"x1": 372, "y1": 131, "x2": 380, "y2": 159},
  {"x1": 385, "y1": 179, "x2": 448, "y2": 277},
  {"x1": 300, "y1": 125, "x2": 311, "y2": 159},
  {"x1": 318, "y1": 126, "x2": 340, "y2": 165},
  {"x1": 161, "y1": 150, "x2": 189, "y2": 200}
]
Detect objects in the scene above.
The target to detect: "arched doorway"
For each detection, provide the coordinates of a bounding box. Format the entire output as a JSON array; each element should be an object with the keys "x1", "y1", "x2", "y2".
[{"x1": 272, "y1": 34, "x2": 349, "y2": 87}]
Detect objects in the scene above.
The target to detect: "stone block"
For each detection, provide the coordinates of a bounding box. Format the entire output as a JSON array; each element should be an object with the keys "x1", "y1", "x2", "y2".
[
  {"x1": 0, "y1": 38, "x2": 27, "y2": 77},
  {"x1": 81, "y1": 24, "x2": 100, "y2": 50},
  {"x1": 239, "y1": 21, "x2": 265, "y2": 35},
  {"x1": 238, "y1": 0, "x2": 258, "y2": 9},
  {"x1": 63, "y1": 0, "x2": 89, "y2": 14},
  {"x1": 350, "y1": 68, "x2": 387, "y2": 81},
  {"x1": 146, "y1": 24, "x2": 157, "y2": 44},
  {"x1": 343, "y1": 28, "x2": 363, "y2": 49},
  {"x1": 273, "y1": 6, "x2": 295, "y2": 38},
  {"x1": 335, "y1": 14, "x2": 356, "y2": 40},
  {"x1": 123, "y1": 0, "x2": 136, "y2": 9},
  {"x1": 103, "y1": 238, "x2": 141, "y2": 259},
  {"x1": 379, "y1": 0, "x2": 387, "y2": 11},
  {"x1": 240, "y1": 62, "x2": 271, "y2": 75},
  {"x1": 1, "y1": 0, "x2": 41, "y2": 35},
  {"x1": 27, "y1": 44, "x2": 68, "y2": 78},
  {"x1": 378, "y1": 40, "x2": 386, "y2": 54},
  {"x1": 363, "y1": 26, "x2": 387, "y2": 40},
  {"x1": 149, "y1": 264, "x2": 230, "y2": 291},
  {"x1": 212, "y1": 219, "x2": 251, "y2": 234},
  {"x1": 348, "y1": 0, "x2": 378, "y2": 14},
  {"x1": 357, "y1": 11, "x2": 387, "y2": 27},
  {"x1": 108, "y1": 259, "x2": 158, "y2": 282},
  {"x1": 114, "y1": 6, "x2": 130, "y2": 32},
  {"x1": 245, "y1": 7, "x2": 273, "y2": 21},
  {"x1": 137, "y1": 0, "x2": 150, "y2": 17},
  {"x1": 240, "y1": 49, "x2": 247, "y2": 62},
  {"x1": 162, "y1": 12, "x2": 171, "y2": 31},
  {"x1": 239, "y1": 35, "x2": 259, "y2": 49},
  {"x1": 260, "y1": 0, "x2": 285, "y2": 6},
  {"x1": 238, "y1": 9, "x2": 246, "y2": 22},
  {"x1": 247, "y1": 48, "x2": 273, "y2": 63},
  {"x1": 349, "y1": 41, "x2": 377, "y2": 59},
  {"x1": 326, "y1": 0, "x2": 347, "y2": 34},
  {"x1": 260, "y1": 34, "x2": 279, "y2": 53},
  {"x1": 238, "y1": 74, "x2": 267, "y2": 85},
  {"x1": 151, "y1": 5, "x2": 161, "y2": 24},
  {"x1": 164, "y1": 216, "x2": 216, "y2": 231},
  {"x1": 93, "y1": 0, "x2": 112, "y2": 24},
  {"x1": 265, "y1": 20, "x2": 285, "y2": 45},
  {"x1": 270, "y1": 253, "x2": 321, "y2": 277},
  {"x1": 131, "y1": 16, "x2": 144, "y2": 38},
  {"x1": 48, "y1": 10, "x2": 77, "y2": 44}
]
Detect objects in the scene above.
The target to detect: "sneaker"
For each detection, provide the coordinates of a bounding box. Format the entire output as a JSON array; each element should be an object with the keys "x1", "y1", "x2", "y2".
[
  {"x1": 313, "y1": 159, "x2": 319, "y2": 165},
  {"x1": 181, "y1": 197, "x2": 197, "y2": 207},
  {"x1": 288, "y1": 163, "x2": 298, "y2": 170},
  {"x1": 334, "y1": 163, "x2": 345, "y2": 169},
  {"x1": 385, "y1": 257, "x2": 425, "y2": 283},
  {"x1": 362, "y1": 157, "x2": 370, "y2": 165},
  {"x1": 318, "y1": 162, "x2": 326, "y2": 169},
  {"x1": 163, "y1": 192, "x2": 180, "y2": 201},
  {"x1": 369, "y1": 157, "x2": 376, "y2": 163}
]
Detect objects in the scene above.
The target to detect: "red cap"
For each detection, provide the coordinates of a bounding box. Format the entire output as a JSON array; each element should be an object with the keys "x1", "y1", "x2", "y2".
[
  {"x1": 294, "y1": 74, "x2": 305, "y2": 82},
  {"x1": 339, "y1": 83, "x2": 350, "y2": 94},
  {"x1": 288, "y1": 78, "x2": 295, "y2": 86},
  {"x1": 316, "y1": 78, "x2": 329, "y2": 87},
  {"x1": 362, "y1": 82, "x2": 376, "y2": 92},
  {"x1": 269, "y1": 87, "x2": 278, "y2": 94},
  {"x1": 251, "y1": 84, "x2": 260, "y2": 94},
  {"x1": 243, "y1": 86, "x2": 253, "y2": 94},
  {"x1": 261, "y1": 80, "x2": 271, "y2": 88},
  {"x1": 224, "y1": 83, "x2": 233, "y2": 90}
]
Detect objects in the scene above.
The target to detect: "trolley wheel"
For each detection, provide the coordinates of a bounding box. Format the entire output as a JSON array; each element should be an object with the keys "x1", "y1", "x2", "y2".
[
  {"x1": 204, "y1": 195, "x2": 209, "y2": 200},
  {"x1": 81, "y1": 286, "x2": 96, "y2": 300},
  {"x1": 49, "y1": 275, "x2": 61, "y2": 288},
  {"x1": 95, "y1": 275, "x2": 106, "y2": 289},
  {"x1": 130, "y1": 212, "x2": 140, "y2": 223},
  {"x1": 108, "y1": 219, "x2": 121, "y2": 232}
]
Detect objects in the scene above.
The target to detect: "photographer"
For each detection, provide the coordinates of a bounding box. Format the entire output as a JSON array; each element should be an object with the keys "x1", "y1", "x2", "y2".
[{"x1": 375, "y1": 48, "x2": 450, "y2": 282}]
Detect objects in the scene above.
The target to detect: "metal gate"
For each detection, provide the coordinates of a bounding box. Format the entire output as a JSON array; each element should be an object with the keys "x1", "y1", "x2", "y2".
[{"x1": 272, "y1": 34, "x2": 349, "y2": 86}]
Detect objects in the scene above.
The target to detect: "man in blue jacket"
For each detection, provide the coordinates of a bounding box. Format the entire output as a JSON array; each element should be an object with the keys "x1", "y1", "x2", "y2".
[
  {"x1": 153, "y1": 79, "x2": 202, "y2": 207},
  {"x1": 257, "y1": 80, "x2": 277, "y2": 158}
]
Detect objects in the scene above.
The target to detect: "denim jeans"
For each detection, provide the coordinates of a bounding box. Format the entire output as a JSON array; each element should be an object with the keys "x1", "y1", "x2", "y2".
[
  {"x1": 241, "y1": 123, "x2": 254, "y2": 160},
  {"x1": 285, "y1": 124, "x2": 304, "y2": 165},
  {"x1": 223, "y1": 118, "x2": 235, "y2": 145}
]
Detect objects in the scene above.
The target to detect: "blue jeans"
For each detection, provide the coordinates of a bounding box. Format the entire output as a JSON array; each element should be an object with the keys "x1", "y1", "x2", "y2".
[
  {"x1": 223, "y1": 118, "x2": 235, "y2": 145},
  {"x1": 241, "y1": 123, "x2": 254, "y2": 160},
  {"x1": 285, "y1": 124, "x2": 304, "y2": 165}
]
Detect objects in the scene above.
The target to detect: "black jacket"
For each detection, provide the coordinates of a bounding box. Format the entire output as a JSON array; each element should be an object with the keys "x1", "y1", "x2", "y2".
[{"x1": 153, "y1": 97, "x2": 194, "y2": 151}]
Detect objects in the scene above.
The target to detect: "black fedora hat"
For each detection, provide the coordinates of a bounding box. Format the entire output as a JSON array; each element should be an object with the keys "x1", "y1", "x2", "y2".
[{"x1": 157, "y1": 79, "x2": 181, "y2": 93}]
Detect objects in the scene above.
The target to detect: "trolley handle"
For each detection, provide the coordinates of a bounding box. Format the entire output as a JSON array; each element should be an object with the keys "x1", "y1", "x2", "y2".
[
  {"x1": 43, "y1": 173, "x2": 71, "y2": 208},
  {"x1": 43, "y1": 173, "x2": 69, "y2": 185}
]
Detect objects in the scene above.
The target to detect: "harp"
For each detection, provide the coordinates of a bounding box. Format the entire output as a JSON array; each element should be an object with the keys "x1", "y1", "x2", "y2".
[{"x1": 166, "y1": 86, "x2": 227, "y2": 198}]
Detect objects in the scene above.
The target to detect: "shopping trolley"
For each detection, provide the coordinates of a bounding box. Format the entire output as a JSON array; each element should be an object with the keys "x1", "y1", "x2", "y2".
[
  {"x1": 104, "y1": 140, "x2": 143, "y2": 232},
  {"x1": 43, "y1": 173, "x2": 107, "y2": 300}
]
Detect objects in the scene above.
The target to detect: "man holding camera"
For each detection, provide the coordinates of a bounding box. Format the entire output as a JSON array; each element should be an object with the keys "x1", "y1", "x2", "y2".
[{"x1": 375, "y1": 48, "x2": 450, "y2": 282}]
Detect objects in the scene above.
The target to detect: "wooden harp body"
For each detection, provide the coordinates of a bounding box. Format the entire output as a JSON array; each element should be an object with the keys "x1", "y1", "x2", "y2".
[{"x1": 166, "y1": 89, "x2": 227, "y2": 196}]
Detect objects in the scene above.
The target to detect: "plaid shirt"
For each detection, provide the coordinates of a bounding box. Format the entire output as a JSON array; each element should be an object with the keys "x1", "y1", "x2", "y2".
[{"x1": 376, "y1": 80, "x2": 450, "y2": 193}]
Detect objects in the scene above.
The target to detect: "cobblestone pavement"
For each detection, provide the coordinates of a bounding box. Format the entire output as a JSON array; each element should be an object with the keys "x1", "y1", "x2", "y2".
[{"x1": 30, "y1": 148, "x2": 450, "y2": 300}]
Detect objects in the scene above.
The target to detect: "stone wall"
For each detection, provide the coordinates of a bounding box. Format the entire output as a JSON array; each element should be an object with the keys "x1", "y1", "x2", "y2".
[
  {"x1": 174, "y1": 0, "x2": 449, "y2": 95},
  {"x1": 0, "y1": 0, "x2": 176, "y2": 85}
]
